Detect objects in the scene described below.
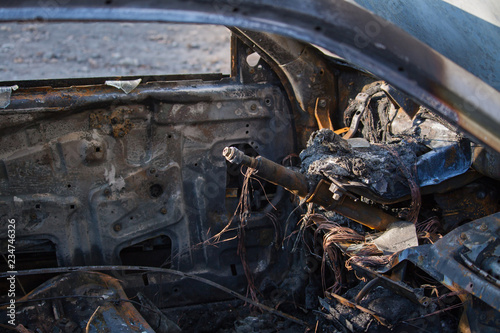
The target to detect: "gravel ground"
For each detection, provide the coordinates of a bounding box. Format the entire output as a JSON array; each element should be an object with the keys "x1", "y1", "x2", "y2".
[{"x1": 0, "y1": 22, "x2": 231, "y2": 81}]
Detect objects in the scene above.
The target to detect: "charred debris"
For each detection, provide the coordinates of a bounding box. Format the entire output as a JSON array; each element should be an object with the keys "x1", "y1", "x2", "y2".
[
  {"x1": 222, "y1": 81, "x2": 500, "y2": 332},
  {"x1": 0, "y1": 29, "x2": 499, "y2": 333}
]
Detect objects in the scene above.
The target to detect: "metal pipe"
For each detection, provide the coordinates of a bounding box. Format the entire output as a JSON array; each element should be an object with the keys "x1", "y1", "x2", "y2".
[
  {"x1": 223, "y1": 147, "x2": 309, "y2": 196},
  {"x1": 223, "y1": 147, "x2": 399, "y2": 230}
]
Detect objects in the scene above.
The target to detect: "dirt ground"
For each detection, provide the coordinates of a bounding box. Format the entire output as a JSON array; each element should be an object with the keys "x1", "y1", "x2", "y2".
[{"x1": 0, "y1": 22, "x2": 231, "y2": 81}]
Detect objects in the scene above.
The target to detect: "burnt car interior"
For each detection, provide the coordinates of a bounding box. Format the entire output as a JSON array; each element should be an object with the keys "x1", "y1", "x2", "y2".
[{"x1": 0, "y1": 1, "x2": 499, "y2": 332}]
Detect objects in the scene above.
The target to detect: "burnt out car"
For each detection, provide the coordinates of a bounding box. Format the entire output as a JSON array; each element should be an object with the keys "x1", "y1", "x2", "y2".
[{"x1": 0, "y1": 1, "x2": 499, "y2": 332}]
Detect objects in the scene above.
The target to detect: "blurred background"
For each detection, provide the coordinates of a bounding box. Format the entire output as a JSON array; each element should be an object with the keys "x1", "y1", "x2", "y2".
[{"x1": 0, "y1": 22, "x2": 231, "y2": 80}]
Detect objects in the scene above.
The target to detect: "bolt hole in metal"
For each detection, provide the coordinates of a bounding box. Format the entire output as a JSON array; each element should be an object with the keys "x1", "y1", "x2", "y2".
[
  {"x1": 142, "y1": 274, "x2": 149, "y2": 286},
  {"x1": 230, "y1": 264, "x2": 237, "y2": 276},
  {"x1": 250, "y1": 141, "x2": 259, "y2": 150},
  {"x1": 149, "y1": 184, "x2": 164, "y2": 198}
]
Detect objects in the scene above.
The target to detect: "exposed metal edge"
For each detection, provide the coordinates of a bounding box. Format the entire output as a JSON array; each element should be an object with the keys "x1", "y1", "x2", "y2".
[{"x1": 0, "y1": 1, "x2": 499, "y2": 151}]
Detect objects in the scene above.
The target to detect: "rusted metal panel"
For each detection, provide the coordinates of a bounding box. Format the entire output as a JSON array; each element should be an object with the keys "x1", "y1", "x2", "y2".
[
  {"x1": 8, "y1": 271, "x2": 156, "y2": 332},
  {"x1": 0, "y1": 73, "x2": 298, "y2": 307},
  {"x1": 382, "y1": 213, "x2": 500, "y2": 312}
]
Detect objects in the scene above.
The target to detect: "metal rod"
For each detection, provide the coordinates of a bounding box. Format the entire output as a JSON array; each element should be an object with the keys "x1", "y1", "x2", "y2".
[
  {"x1": 0, "y1": 265, "x2": 309, "y2": 327},
  {"x1": 223, "y1": 147, "x2": 398, "y2": 230},
  {"x1": 223, "y1": 146, "x2": 309, "y2": 196}
]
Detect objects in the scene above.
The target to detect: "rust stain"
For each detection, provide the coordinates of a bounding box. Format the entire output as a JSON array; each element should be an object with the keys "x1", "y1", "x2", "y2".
[
  {"x1": 90, "y1": 107, "x2": 135, "y2": 138},
  {"x1": 444, "y1": 145, "x2": 457, "y2": 169}
]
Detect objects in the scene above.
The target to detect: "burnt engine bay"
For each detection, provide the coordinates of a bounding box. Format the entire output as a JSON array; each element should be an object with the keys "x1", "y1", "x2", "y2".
[{"x1": 0, "y1": 31, "x2": 499, "y2": 332}]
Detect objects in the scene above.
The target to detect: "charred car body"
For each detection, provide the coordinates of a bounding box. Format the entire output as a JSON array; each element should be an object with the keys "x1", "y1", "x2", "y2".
[{"x1": 0, "y1": 0, "x2": 499, "y2": 332}]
